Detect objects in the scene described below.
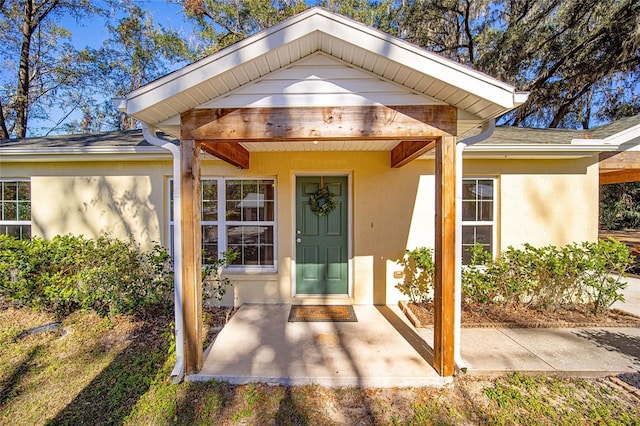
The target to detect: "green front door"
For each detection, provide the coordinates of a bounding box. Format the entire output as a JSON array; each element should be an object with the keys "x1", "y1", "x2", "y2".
[{"x1": 295, "y1": 176, "x2": 349, "y2": 295}]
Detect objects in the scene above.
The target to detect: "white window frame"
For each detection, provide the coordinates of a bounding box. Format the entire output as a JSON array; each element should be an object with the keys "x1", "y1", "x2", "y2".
[
  {"x1": 0, "y1": 179, "x2": 31, "y2": 240},
  {"x1": 461, "y1": 177, "x2": 497, "y2": 264},
  {"x1": 169, "y1": 177, "x2": 277, "y2": 272}
]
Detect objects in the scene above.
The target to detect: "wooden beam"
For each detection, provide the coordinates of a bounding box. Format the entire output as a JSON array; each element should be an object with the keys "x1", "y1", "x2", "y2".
[
  {"x1": 600, "y1": 169, "x2": 640, "y2": 184},
  {"x1": 181, "y1": 105, "x2": 457, "y2": 142},
  {"x1": 201, "y1": 140, "x2": 250, "y2": 169},
  {"x1": 433, "y1": 135, "x2": 456, "y2": 377},
  {"x1": 599, "y1": 151, "x2": 640, "y2": 170},
  {"x1": 180, "y1": 139, "x2": 203, "y2": 374},
  {"x1": 391, "y1": 140, "x2": 436, "y2": 168}
]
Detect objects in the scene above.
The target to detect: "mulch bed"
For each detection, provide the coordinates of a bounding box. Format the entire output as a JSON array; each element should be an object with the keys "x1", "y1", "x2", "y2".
[{"x1": 399, "y1": 300, "x2": 640, "y2": 328}]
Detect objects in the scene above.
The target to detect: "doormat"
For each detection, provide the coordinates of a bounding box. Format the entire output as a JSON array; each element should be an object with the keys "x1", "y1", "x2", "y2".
[{"x1": 288, "y1": 305, "x2": 357, "y2": 322}]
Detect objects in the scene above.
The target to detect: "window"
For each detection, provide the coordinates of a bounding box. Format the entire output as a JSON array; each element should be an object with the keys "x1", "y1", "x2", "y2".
[
  {"x1": 0, "y1": 180, "x2": 31, "y2": 239},
  {"x1": 461, "y1": 178, "x2": 495, "y2": 264},
  {"x1": 170, "y1": 178, "x2": 276, "y2": 269}
]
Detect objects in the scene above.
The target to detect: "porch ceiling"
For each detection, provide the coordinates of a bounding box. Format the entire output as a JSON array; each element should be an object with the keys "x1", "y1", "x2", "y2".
[{"x1": 117, "y1": 8, "x2": 527, "y2": 144}]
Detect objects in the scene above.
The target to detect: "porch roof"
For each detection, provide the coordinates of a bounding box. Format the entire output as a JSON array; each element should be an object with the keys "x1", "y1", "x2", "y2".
[{"x1": 115, "y1": 7, "x2": 527, "y2": 141}]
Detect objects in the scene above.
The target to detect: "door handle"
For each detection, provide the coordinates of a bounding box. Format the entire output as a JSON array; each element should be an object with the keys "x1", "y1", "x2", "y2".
[{"x1": 296, "y1": 238, "x2": 302, "y2": 243}]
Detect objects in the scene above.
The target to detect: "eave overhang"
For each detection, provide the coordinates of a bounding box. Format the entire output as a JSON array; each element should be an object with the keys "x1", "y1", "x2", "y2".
[{"x1": 116, "y1": 7, "x2": 527, "y2": 139}]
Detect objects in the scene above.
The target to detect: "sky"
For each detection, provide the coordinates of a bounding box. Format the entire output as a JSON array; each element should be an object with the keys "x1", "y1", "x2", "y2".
[
  {"x1": 29, "y1": 1, "x2": 197, "y2": 135},
  {"x1": 63, "y1": 1, "x2": 195, "y2": 50}
]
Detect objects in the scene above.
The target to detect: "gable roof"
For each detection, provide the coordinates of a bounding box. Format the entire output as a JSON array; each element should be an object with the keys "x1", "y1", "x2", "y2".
[{"x1": 115, "y1": 7, "x2": 527, "y2": 139}]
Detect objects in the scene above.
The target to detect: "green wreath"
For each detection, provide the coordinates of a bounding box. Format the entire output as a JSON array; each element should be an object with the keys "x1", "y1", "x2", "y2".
[{"x1": 309, "y1": 186, "x2": 336, "y2": 216}]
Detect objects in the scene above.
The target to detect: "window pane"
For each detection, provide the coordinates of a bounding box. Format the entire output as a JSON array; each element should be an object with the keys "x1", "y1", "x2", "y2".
[
  {"x1": 263, "y1": 201, "x2": 274, "y2": 221},
  {"x1": 225, "y1": 180, "x2": 275, "y2": 223},
  {"x1": 260, "y1": 246, "x2": 274, "y2": 264},
  {"x1": 226, "y1": 180, "x2": 242, "y2": 201},
  {"x1": 462, "y1": 247, "x2": 473, "y2": 265},
  {"x1": 226, "y1": 225, "x2": 274, "y2": 266},
  {"x1": 243, "y1": 245, "x2": 259, "y2": 265},
  {"x1": 478, "y1": 180, "x2": 493, "y2": 199},
  {"x1": 202, "y1": 181, "x2": 218, "y2": 221},
  {"x1": 241, "y1": 181, "x2": 257, "y2": 198},
  {"x1": 462, "y1": 181, "x2": 476, "y2": 200},
  {"x1": 479, "y1": 201, "x2": 493, "y2": 221},
  {"x1": 226, "y1": 180, "x2": 242, "y2": 221},
  {"x1": 462, "y1": 226, "x2": 476, "y2": 245},
  {"x1": 462, "y1": 201, "x2": 477, "y2": 221},
  {"x1": 202, "y1": 225, "x2": 218, "y2": 264},
  {"x1": 3, "y1": 182, "x2": 16, "y2": 201},
  {"x1": 462, "y1": 225, "x2": 493, "y2": 265},
  {"x1": 259, "y1": 181, "x2": 275, "y2": 200},
  {"x1": 18, "y1": 202, "x2": 30, "y2": 221},
  {"x1": 18, "y1": 181, "x2": 30, "y2": 200},
  {"x1": 3, "y1": 202, "x2": 16, "y2": 221},
  {"x1": 2, "y1": 224, "x2": 30, "y2": 239},
  {"x1": 169, "y1": 181, "x2": 174, "y2": 221},
  {"x1": 475, "y1": 225, "x2": 493, "y2": 245}
]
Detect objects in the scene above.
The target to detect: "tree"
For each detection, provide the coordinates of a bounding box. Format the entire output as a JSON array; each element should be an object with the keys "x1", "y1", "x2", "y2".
[
  {"x1": 318, "y1": 0, "x2": 402, "y2": 33},
  {"x1": 600, "y1": 182, "x2": 640, "y2": 230},
  {"x1": 398, "y1": 0, "x2": 640, "y2": 129},
  {"x1": 67, "y1": 5, "x2": 193, "y2": 132},
  {"x1": 0, "y1": 0, "x2": 108, "y2": 138},
  {"x1": 177, "y1": 0, "x2": 307, "y2": 54}
]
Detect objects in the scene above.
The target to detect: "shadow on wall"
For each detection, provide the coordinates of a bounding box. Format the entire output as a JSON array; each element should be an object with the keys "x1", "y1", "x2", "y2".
[{"x1": 33, "y1": 176, "x2": 162, "y2": 249}]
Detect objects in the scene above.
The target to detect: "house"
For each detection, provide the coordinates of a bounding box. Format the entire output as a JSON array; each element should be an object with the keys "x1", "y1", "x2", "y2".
[{"x1": 2, "y1": 8, "x2": 639, "y2": 379}]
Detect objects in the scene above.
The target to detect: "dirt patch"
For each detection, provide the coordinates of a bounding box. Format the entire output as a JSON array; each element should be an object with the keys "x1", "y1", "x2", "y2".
[
  {"x1": 203, "y1": 306, "x2": 238, "y2": 348},
  {"x1": 401, "y1": 301, "x2": 640, "y2": 328}
]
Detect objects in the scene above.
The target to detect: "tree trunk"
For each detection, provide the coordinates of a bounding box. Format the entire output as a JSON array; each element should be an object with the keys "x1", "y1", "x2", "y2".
[
  {"x1": 15, "y1": 0, "x2": 34, "y2": 138},
  {"x1": 0, "y1": 100, "x2": 9, "y2": 139}
]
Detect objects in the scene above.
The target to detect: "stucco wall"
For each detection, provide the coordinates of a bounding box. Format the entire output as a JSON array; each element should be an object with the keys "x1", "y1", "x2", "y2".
[
  {"x1": 1, "y1": 152, "x2": 600, "y2": 306},
  {"x1": 464, "y1": 156, "x2": 600, "y2": 251},
  {"x1": 198, "y1": 151, "x2": 434, "y2": 306},
  {"x1": 1, "y1": 160, "x2": 171, "y2": 250}
]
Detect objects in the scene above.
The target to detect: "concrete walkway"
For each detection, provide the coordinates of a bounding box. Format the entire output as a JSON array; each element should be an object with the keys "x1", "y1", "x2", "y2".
[{"x1": 190, "y1": 277, "x2": 640, "y2": 387}]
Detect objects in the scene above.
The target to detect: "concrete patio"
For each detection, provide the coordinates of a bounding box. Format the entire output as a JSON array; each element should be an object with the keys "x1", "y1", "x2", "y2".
[
  {"x1": 191, "y1": 304, "x2": 449, "y2": 387},
  {"x1": 189, "y1": 277, "x2": 640, "y2": 387}
]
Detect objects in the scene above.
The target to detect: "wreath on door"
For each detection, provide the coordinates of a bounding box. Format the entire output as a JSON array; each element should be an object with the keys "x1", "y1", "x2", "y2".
[{"x1": 309, "y1": 186, "x2": 336, "y2": 216}]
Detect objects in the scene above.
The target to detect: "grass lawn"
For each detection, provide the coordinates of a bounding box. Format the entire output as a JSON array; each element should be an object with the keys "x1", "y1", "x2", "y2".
[{"x1": 1, "y1": 306, "x2": 639, "y2": 425}]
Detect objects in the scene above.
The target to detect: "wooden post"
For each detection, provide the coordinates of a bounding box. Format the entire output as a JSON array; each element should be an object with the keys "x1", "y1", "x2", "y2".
[
  {"x1": 180, "y1": 139, "x2": 203, "y2": 374},
  {"x1": 433, "y1": 135, "x2": 456, "y2": 377}
]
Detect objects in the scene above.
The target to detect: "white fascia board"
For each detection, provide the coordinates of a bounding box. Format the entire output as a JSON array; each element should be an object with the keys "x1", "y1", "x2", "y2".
[
  {"x1": 513, "y1": 92, "x2": 529, "y2": 106},
  {"x1": 122, "y1": 7, "x2": 527, "y2": 117},
  {"x1": 0, "y1": 146, "x2": 171, "y2": 162},
  {"x1": 315, "y1": 17, "x2": 521, "y2": 109},
  {"x1": 466, "y1": 144, "x2": 619, "y2": 154},
  {"x1": 604, "y1": 125, "x2": 640, "y2": 150},
  {"x1": 572, "y1": 123, "x2": 640, "y2": 149},
  {"x1": 112, "y1": 97, "x2": 127, "y2": 112},
  {"x1": 122, "y1": 10, "x2": 324, "y2": 115}
]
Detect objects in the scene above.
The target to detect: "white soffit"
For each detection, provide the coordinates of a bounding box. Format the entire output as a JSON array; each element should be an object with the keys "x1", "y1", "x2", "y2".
[{"x1": 120, "y1": 7, "x2": 525, "y2": 138}]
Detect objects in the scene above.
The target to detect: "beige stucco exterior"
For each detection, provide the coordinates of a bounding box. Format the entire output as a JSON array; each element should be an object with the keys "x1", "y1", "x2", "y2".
[
  {"x1": 0, "y1": 150, "x2": 600, "y2": 306},
  {"x1": 1, "y1": 160, "x2": 171, "y2": 250}
]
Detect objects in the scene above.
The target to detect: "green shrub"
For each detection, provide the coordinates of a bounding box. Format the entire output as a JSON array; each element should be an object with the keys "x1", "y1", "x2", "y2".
[
  {"x1": 0, "y1": 234, "x2": 173, "y2": 318},
  {"x1": 461, "y1": 244, "x2": 497, "y2": 304},
  {"x1": 580, "y1": 238, "x2": 633, "y2": 314},
  {"x1": 202, "y1": 249, "x2": 239, "y2": 306},
  {"x1": 395, "y1": 247, "x2": 435, "y2": 303},
  {"x1": 461, "y1": 239, "x2": 633, "y2": 314}
]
